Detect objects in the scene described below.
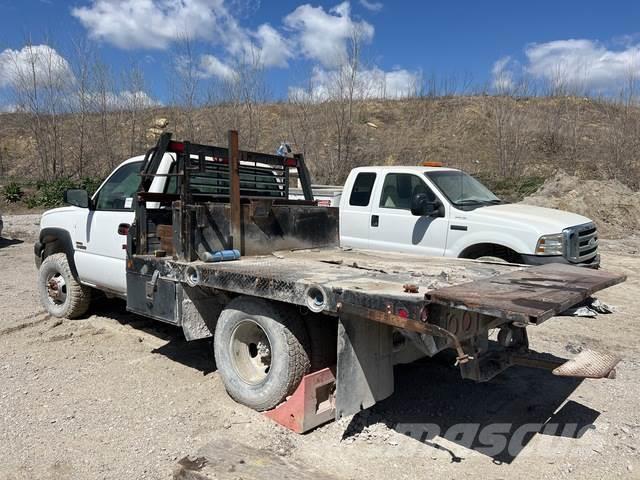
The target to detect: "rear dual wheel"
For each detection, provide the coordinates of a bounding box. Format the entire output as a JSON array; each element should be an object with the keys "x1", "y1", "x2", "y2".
[{"x1": 214, "y1": 297, "x2": 312, "y2": 411}]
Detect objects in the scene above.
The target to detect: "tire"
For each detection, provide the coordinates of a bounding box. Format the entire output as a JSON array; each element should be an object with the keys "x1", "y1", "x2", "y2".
[
  {"x1": 38, "y1": 253, "x2": 91, "y2": 319},
  {"x1": 214, "y1": 297, "x2": 311, "y2": 411},
  {"x1": 475, "y1": 255, "x2": 509, "y2": 263}
]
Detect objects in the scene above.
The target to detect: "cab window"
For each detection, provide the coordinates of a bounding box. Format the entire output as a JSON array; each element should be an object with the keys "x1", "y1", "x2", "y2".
[
  {"x1": 94, "y1": 161, "x2": 143, "y2": 210},
  {"x1": 349, "y1": 172, "x2": 376, "y2": 207},
  {"x1": 379, "y1": 173, "x2": 435, "y2": 210}
]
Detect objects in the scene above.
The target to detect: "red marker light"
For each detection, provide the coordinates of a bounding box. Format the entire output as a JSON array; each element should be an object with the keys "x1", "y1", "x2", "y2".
[{"x1": 168, "y1": 141, "x2": 185, "y2": 153}]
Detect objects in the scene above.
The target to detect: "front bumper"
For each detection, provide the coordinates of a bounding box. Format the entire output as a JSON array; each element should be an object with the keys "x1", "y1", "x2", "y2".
[{"x1": 521, "y1": 253, "x2": 600, "y2": 269}]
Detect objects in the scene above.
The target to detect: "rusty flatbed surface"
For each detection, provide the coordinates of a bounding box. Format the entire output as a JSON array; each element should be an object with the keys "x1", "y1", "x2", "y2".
[
  {"x1": 427, "y1": 262, "x2": 626, "y2": 324},
  {"x1": 136, "y1": 247, "x2": 625, "y2": 324}
]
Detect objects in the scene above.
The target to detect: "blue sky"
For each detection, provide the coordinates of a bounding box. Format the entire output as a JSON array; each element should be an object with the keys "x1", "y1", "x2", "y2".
[{"x1": 1, "y1": 0, "x2": 640, "y2": 105}]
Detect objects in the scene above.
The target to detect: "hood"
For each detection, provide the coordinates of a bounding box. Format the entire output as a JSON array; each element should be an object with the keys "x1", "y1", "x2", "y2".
[
  {"x1": 40, "y1": 206, "x2": 79, "y2": 226},
  {"x1": 465, "y1": 203, "x2": 593, "y2": 234}
]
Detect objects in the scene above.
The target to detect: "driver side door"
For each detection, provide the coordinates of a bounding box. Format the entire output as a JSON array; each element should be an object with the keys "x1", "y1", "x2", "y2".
[
  {"x1": 369, "y1": 172, "x2": 449, "y2": 256},
  {"x1": 73, "y1": 161, "x2": 142, "y2": 295}
]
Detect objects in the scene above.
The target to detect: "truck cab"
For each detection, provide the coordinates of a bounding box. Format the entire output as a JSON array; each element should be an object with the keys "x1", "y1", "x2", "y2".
[{"x1": 339, "y1": 165, "x2": 599, "y2": 267}]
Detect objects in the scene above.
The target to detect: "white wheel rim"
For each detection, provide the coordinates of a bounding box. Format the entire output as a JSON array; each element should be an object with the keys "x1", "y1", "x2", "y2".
[
  {"x1": 46, "y1": 273, "x2": 67, "y2": 306},
  {"x1": 229, "y1": 320, "x2": 272, "y2": 385}
]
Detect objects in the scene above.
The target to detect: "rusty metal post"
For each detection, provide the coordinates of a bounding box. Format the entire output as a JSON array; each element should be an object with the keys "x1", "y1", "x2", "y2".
[{"x1": 228, "y1": 130, "x2": 241, "y2": 252}]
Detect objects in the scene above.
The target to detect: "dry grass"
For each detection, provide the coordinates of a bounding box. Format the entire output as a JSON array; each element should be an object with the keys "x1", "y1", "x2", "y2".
[{"x1": 1, "y1": 95, "x2": 639, "y2": 188}]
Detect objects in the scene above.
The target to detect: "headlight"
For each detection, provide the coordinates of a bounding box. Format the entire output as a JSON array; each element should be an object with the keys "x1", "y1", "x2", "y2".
[{"x1": 535, "y1": 233, "x2": 564, "y2": 256}]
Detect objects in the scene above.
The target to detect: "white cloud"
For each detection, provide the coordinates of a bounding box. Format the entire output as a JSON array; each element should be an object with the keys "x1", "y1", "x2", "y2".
[
  {"x1": 198, "y1": 54, "x2": 235, "y2": 80},
  {"x1": 106, "y1": 90, "x2": 161, "y2": 109},
  {"x1": 524, "y1": 39, "x2": 640, "y2": 91},
  {"x1": 491, "y1": 55, "x2": 515, "y2": 92},
  {"x1": 72, "y1": 0, "x2": 229, "y2": 50},
  {"x1": 73, "y1": 0, "x2": 293, "y2": 68},
  {"x1": 253, "y1": 24, "x2": 292, "y2": 68},
  {"x1": 289, "y1": 64, "x2": 419, "y2": 101},
  {"x1": 0, "y1": 45, "x2": 74, "y2": 89},
  {"x1": 284, "y1": 2, "x2": 374, "y2": 68},
  {"x1": 359, "y1": 0, "x2": 382, "y2": 12},
  {"x1": 0, "y1": 103, "x2": 17, "y2": 113}
]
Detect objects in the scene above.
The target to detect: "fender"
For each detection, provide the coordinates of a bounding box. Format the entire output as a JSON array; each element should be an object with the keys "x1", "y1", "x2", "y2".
[{"x1": 35, "y1": 227, "x2": 79, "y2": 277}]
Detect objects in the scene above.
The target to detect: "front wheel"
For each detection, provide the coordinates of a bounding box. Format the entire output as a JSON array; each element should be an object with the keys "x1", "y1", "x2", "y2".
[
  {"x1": 38, "y1": 253, "x2": 91, "y2": 319},
  {"x1": 213, "y1": 297, "x2": 311, "y2": 411}
]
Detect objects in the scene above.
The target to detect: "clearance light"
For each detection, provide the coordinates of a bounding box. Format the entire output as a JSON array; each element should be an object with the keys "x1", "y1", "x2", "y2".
[{"x1": 422, "y1": 161, "x2": 443, "y2": 167}]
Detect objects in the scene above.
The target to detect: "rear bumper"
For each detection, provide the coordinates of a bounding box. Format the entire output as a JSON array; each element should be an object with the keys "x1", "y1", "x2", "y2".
[{"x1": 521, "y1": 253, "x2": 600, "y2": 269}]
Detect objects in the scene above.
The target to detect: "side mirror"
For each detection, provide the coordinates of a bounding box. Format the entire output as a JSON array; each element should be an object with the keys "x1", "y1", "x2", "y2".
[
  {"x1": 411, "y1": 193, "x2": 442, "y2": 217},
  {"x1": 64, "y1": 189, "x2": 91, "y2": 209}
]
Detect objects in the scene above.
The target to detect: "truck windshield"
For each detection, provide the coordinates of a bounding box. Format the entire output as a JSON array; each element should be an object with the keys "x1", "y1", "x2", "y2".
[{"x1": 425, "y1": 170, "x2": 501, "y2": 208}]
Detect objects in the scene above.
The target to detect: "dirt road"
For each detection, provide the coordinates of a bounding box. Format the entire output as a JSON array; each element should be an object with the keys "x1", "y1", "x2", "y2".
[{"x1": 1, "y1": 216, "x2": 639, "y2": 479}]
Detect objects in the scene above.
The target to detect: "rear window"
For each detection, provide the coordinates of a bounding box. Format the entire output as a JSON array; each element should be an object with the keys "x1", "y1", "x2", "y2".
[{"x1": 349, "y1": 172, "x2": 376, "y2": 207}]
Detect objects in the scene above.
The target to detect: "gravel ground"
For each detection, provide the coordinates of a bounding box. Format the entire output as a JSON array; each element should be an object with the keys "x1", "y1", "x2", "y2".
[{"x1": 1, "y1": 214, "x2": 639, "y2": 480}]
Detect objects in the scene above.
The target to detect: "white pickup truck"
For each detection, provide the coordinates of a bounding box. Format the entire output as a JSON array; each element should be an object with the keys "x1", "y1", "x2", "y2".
[{"x1": 338, "y1": 165, "x2": 599, "y2": 267}]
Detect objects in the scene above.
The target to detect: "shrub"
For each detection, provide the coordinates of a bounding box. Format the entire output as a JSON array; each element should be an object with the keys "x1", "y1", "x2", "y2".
[
  {"x1": 2, "y1": 182, "x2": 23, "y2": 203},
  {"x1": 25, "y1": 176, "x2": 103, "y2": 208},
  {"x1": 78, "y1": 177, "x2": 102, "y2": 196}
]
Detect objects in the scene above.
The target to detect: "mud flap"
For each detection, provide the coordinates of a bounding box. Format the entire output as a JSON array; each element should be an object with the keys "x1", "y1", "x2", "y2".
[{"x1": 335, "y1": 314, "x2": 394, "y2": 419}]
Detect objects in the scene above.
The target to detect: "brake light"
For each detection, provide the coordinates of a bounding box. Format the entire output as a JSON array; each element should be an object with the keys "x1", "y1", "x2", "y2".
[
  {"x1": 396, "y1": 307, "x2": 409, "y2": 318},
  {"x1": 284, "y1": 158, "x2": 297, "y2": 167},
  {"x1": 168, "y1": 141, "x2": 185, "y2": 153},
  {"x1": 421, "y1": 161, "x2": 443, "y2": 167}
]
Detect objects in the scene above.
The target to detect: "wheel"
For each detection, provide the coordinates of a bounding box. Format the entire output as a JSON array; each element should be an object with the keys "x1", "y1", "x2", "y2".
[
  {"x1": 38, "y1": 253, "x2": 91, "y2": 319},
  {"x1": 213, "y1": 297, "x2": 311, "y2": 411}
]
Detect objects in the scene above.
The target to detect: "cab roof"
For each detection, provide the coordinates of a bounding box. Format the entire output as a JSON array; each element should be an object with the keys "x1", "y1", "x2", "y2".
[{"x1": 351, "y1": 165, "x2": 461, "y2": 174}]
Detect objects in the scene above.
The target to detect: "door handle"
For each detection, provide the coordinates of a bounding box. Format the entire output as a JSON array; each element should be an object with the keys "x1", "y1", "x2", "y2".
[
  {"x1": 371, "y1": 215, "x2": 379, "y2": 227},
  {"x1": 118, "y1": 223, "x2": 131, "y2": 236}
]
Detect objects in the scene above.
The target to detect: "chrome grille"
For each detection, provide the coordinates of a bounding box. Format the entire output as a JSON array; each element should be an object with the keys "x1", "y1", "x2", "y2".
[{"x1": 563, "y1": 222, "x2": 598, "y2": 263}]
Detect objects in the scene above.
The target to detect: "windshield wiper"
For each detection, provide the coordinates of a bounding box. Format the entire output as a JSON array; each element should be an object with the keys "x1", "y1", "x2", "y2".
[{"x1": 454, "y1": 199, "x2": 502, "y2": 207}]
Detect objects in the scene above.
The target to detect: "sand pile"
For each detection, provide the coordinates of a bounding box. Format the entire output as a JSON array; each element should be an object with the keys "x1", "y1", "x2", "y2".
[{"x1": 521, "y1": 170, "x2": 640, "y2": 239}]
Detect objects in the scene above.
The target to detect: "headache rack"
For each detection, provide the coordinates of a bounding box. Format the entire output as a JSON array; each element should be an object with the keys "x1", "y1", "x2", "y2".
[
  {"x1": 138, "y1": 131, "x2": 313, "y2": 202},
  {"x1": 133, "y1": 131, "x2": 328, "y2": 261}
]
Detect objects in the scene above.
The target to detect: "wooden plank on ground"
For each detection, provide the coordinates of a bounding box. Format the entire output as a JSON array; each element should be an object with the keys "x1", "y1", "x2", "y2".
[{"x1": 173, "y1": 438, "x2": 339, "y2": 480}]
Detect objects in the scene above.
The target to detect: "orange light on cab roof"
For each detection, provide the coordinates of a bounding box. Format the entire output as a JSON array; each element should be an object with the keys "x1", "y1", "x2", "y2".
[{"x1": 421, "y1": 161, "x2": 443, "y2": 167}]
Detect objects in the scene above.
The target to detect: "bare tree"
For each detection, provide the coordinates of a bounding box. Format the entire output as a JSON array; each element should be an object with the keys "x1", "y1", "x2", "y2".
[
  {"x1": 69, "y1": 38, "x2": 93, "y2": 178},
  {"x1": 489, "y1": 80, "x2": 531, "y2": 178},
  {"x1": 92, "y1": 58, "x2": 118, "y2": 172},
  {"x1": 222, "y1": 51, "x2": 269, "y2": 149},
  {"x1": 171, "y1": 35, "x2": 201, "y2": 140},
  {"x1": 8, "y1": 38, "x2": 72, "y2": 179},
  {"x1": 316, "y1": 26, "x2": 367, "y2": 183},
  {"x1": 121, "y1": 62, "x2": 149, "y2": 156}
]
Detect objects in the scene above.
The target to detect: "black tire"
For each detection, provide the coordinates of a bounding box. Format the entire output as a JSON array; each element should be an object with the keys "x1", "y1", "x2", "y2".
[
  {"x1": 38, "y1": 253, "x2": 91, "y2": 319},
  {"x1": 213, "y1": 297, "x2": 311, "y2": 411}
]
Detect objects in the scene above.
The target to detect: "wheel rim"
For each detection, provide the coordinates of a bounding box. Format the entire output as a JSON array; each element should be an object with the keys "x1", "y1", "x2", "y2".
[
  {"x1": 46, "y1": 273, "x2": 67, "y2": 306},
  {"x1": 229, "y1": 320, "x2": 272, "y2": 385}
]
